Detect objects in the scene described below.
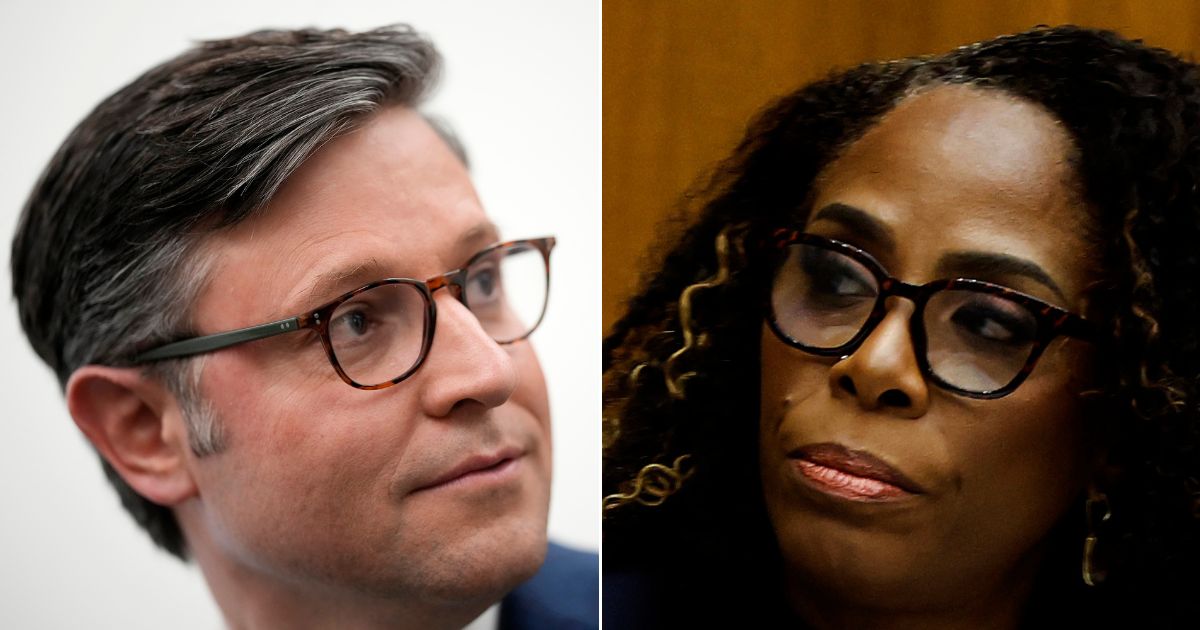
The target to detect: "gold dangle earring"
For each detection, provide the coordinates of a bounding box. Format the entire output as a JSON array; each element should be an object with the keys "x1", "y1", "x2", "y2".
[{"x1": 1082, "y1": 488, "x2": 1111, "y2": 587}]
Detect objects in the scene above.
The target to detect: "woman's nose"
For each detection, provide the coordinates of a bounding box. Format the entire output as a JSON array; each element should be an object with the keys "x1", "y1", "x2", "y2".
[{"x1": 827, "y1": 298, "x2": 930, "y2": 419}]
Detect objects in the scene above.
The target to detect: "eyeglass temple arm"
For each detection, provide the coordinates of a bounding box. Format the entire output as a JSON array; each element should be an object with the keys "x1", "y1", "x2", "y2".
[{"x1": 134, "y1": 317, "x2": 303, "y2": 363}]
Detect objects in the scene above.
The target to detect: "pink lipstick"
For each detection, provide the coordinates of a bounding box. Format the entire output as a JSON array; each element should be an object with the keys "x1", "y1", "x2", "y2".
[{"x1": 788, "y1": 443, "x2": 923, "y2": 501}]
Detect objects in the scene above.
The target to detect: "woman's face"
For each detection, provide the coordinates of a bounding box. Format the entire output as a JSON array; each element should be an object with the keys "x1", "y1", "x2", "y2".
[{"x1": 759, "y1": 86, "x2": 1100, "y2": 614}]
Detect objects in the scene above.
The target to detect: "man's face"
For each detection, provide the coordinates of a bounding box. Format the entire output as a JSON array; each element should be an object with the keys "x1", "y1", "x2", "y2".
[{"x1": 178, "y1": 106, "x2": 552, "y2": 604}]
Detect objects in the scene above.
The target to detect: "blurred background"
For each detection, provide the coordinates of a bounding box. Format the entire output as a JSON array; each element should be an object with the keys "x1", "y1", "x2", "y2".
[
  {"x1": 603, "y1": 0, "x2": 1200, "y2": 333},
  {"x1": 0, "y1": 1, "x2": 598, "y2": 628}
]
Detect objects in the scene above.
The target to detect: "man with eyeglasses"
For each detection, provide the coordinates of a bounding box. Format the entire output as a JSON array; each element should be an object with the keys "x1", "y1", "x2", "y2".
[{"x1": 10, "y1": 26, "x2": 595, "y2": 629}]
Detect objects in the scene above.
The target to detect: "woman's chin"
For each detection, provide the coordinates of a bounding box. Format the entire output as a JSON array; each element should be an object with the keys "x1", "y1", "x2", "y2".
[{"x1": 773, "y1": 519, "x2": 941, "y2": 608}]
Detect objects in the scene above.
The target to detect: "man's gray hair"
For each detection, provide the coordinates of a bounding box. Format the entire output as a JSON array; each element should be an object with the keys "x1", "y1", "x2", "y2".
[{"x1": 11, "y1": 26, "x2": 442, "y2": 558}]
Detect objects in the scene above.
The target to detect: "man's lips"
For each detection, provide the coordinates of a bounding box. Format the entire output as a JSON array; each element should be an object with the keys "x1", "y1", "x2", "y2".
[
  {"x1": 787, "y1": 443, "x2": 925, "y2": 500},
  {"x1": 412, "y1": 447, "x2": 524, "y2": 493}
]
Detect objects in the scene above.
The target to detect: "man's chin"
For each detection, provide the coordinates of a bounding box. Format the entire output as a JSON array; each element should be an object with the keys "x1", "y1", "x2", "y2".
[
  {"x1": 390, "y1": 456, "x2": 553, "y2": 602},
  {"x1": 413, "y1": 520, "x2": 549, "y2": 606}
]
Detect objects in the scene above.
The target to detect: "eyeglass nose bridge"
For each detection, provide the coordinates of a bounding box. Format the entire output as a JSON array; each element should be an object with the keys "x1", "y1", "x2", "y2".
[
  {"x1": 424, "y1": 270, "x2": 468, "y2": 304},
  {"x1": 877, "y1": 276, "x2": 928, "y2": 301},
  {"x1": 833, "y1": 276, "x2": 952, "y2": 380},
  {"x1": 853, "y1": 276, "x2": 929, "y2": 336}
]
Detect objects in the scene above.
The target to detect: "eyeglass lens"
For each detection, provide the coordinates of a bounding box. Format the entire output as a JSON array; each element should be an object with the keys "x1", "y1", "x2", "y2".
[
  {"x1": 464, "y1": 242, "x2": 549, "y2": 344},
  {"x1": 770, "y1": 243, "x2": 1040, "y2": 393},
  {"x1": 329, "y1": 282, "x2": 428, "y2": 387},
  {"x1": 327, "y1": 244, "x2": 548, "y2": 386}
]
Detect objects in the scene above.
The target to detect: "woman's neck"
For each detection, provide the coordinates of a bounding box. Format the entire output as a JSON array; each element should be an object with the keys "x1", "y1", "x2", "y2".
[{"x1": 785, "y1": 549, "x2": 1043, "y2": 630}]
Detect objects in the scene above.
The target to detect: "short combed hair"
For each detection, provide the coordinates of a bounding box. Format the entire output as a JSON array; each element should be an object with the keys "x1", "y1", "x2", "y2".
[
  {"x1": 604, "y1": 26, "x2": 1200, "y2": 624},
  {"x1": 11, "y1": 26, "x2": 440, "y2": 558}
]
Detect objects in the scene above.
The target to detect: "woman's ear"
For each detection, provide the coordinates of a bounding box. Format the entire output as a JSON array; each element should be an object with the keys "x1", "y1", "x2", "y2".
[{"x1": 65, "y1": 365, "x2": 198, "y2": 506}]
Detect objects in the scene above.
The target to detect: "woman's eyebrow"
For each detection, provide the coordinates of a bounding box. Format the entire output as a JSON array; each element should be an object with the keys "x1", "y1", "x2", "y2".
[
  {"x1": 810, "y1": 203, "x2": 897, "y2": 252},
  {"x1": 812, "y1": 203, "x2": 1069, "y2": 301},
  {"x1": 936, "y1": 251, "x2": 1067, "y2": 302}
]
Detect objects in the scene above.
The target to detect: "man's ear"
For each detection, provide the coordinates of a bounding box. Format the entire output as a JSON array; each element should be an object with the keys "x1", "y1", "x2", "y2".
[{"x1": 66, "y1": 365, "x2": 198, "y2": 506}]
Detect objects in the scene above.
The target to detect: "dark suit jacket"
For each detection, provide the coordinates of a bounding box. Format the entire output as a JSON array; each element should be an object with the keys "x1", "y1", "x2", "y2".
[{"x1": 499, "y1": 542, "x2": 598, "y2": 629}]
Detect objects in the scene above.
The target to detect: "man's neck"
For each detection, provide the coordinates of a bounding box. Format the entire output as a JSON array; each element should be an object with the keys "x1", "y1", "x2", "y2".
[{"x1": 201, "y1": 549, "x2": 492, "y2": 629}]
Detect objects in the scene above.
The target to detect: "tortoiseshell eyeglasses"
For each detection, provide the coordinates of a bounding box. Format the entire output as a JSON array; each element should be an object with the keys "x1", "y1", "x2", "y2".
[
  {"x1": 135, "y1": 237, "x2": 555, "y2": 390},
  {"x1": 766, "y1": 230, "x2": 1097, "y2": 399}
]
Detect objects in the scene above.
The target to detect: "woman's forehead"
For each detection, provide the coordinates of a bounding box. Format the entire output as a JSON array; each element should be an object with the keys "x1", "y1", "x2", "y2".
[
  {"x1": 819, "y1": 86, "x2": 1078, "y2": 204},
  {"x1": 806, "y1": 85, "x2": 1097, "y2": 302}
]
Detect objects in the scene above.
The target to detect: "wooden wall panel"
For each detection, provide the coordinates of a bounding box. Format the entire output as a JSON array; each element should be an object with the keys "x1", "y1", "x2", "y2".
[{"x1": 602, "y1": 0, "x2": 1200, "y2": 332}]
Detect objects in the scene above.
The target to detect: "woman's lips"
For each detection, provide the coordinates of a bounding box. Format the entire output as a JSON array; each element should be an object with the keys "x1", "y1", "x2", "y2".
[{"x1": 788, "y1": 443, "x2": 925, "y2": 502}]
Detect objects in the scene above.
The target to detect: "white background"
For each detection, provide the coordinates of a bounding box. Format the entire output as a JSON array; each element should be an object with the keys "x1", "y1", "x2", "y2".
[{"x1": 0, "y1": 1, "x2": 599, "y2": 628}]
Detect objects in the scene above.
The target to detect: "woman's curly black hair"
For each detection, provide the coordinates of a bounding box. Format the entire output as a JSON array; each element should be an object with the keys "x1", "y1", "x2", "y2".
[{"x1": 603, "y1": 25, "x2": 1200, "y2": 626}]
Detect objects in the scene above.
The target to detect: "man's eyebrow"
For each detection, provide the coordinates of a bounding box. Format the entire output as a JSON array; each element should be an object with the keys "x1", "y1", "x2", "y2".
[
  {"x1": 283, "y1": 221, "x2": 500, "y2": 316},
  {"x1": 810, "y1": 203, "x2": 897, "y2": 253},
  {"x1": 936, "y1": 251, "x2": 1067, "y2": 303},
  {"x1": 289, "y1": 258, "x2": 389, "y2": 314},
  {"x1": 456, "y1": 220, "x2": 501, "y2": 253}
]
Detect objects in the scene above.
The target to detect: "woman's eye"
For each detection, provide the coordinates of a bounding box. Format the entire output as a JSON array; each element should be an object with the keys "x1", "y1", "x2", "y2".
[
  {"x1": 950, "y1": 303, "x2": 1035, "y2": 345},
  {"x1": 819, "y1": 272, "x2": 873, "y2": 297},
  {"x1": 801, "y1": 250, "x2": 875, "y2": 298}
]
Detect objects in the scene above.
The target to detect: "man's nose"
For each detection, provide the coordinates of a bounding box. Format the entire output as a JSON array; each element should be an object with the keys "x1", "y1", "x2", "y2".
[
  {"x1": 827, "y1": 298, "x2": 930, "y2": 419},
  {"x1": 417, "y1": 293, "x2": 519, "y2": 418}
]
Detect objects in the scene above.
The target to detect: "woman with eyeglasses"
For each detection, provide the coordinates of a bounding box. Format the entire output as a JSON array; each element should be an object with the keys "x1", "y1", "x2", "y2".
[{"x1": 603, "y1": 26, "x2": 1200, "y2": 628}]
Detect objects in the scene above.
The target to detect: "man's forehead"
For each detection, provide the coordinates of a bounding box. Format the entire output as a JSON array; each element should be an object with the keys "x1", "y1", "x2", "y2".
[
  {"x1": 282, "y1": 106, "x2": 464, "y2": 204},
  {"x1": 288, "y1": 219, "x2": 500, "y2": 311},
  {"x1": 194, "y1": 104, "x2": 493, "y2": 323},
  {"x1": 248, "y1": 107, "x2": 479, "y2": 233}
]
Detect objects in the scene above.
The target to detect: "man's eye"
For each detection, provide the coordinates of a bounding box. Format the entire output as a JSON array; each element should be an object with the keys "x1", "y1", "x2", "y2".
[
  {"x1": 467, "y1": 265, "x2": 503, "y2": 304},
  {"x1": 475, "y1": 270, "x2": 496, "y2": 296},
  {"x1": 333, "y1": 309, "x2": 372, "y2": 338}
]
